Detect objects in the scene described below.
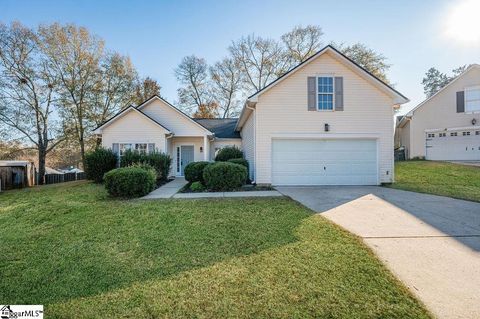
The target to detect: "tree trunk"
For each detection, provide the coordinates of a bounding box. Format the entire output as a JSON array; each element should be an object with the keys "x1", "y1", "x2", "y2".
[
  {"x1": 79, "y1": 138, "x2": 86, "y2": 170},
  {"x1": 37, "y1": 147, "x2": 46, "y2": 185}
]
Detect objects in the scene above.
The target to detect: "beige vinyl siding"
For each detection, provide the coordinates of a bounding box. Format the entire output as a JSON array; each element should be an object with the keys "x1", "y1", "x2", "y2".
[
  {"x1": 254, "y1": 52, "x2": 395, "y2": 184},
  {"x1": 407, "y1": 67, "x2": 480, "y2": 158},
  {"x1": 101, "y1": 110, "x2": 167, "y2": 152},
  {"x1": 397, "y1": 120, "x2": 411, "y2": 158},
  {"x1": 211, "y1": 139, "x2": 242, "y2": 160},
  {"x1": 140, "y1": 99, "x2": 209, "y2": 136},
  {"x1": 241, "y1": 111, "x2": 255, "y2": 180}
]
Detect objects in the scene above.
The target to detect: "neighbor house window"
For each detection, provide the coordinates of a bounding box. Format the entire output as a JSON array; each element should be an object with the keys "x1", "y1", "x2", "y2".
[
  {"x1": 450, "y1": 132, "x2": 458, "y2": 136},
  {"x1": 427, "y1": 133, "x2": 435, "y2": 138},
  {"x1": 465, "y1": 86, "x2": 480, "y2": 112},
  {"x1": 463, "y1": 131, "x2": 471, "y2": 136},
  {"x1": 439, "y1": 132, "x2": 446, "y2": 137},
  {"x1": 476, "y1": 131, "x2": 480, "y2": 135},
  {"x1": 317, "y1": 77, "x2": 334, "y2": 110}
]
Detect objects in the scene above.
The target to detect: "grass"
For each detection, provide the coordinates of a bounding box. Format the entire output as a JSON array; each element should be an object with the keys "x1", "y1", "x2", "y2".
[
  {"x1": 387, "y1": 161, "x2": 480, "y2": 202},
  {"x1": 0, "y1": 181, "x2": 430, "y2": 318}
]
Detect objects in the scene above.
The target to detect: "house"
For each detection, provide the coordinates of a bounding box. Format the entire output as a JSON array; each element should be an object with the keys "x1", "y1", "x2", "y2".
[
  {"x1": 0, "y1": 160, "x2": 36, "y2": 190},
  {"x1": 396, "y1": 64, "x2": 480, "y2": 160},
  {"x1": 94, "y1": 45, "x2": 408, "y2": 185}
]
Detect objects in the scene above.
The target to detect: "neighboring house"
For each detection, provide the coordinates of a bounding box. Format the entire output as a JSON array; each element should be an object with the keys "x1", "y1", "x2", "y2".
[
  {"x1": 396, "y1": 64, "x2": 480, "y2": 160},
  {"x1": 95, "y1": 45, "x2": 408, "y2": 185}
]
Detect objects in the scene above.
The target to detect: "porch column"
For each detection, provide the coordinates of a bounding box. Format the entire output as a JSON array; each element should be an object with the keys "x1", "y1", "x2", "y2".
[{"x1": 203, "y1": 135, "x2": 209, "y2": 161}]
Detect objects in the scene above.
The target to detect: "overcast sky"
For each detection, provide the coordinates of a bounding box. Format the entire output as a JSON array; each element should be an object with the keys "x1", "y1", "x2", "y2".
[{"x1": 2, "y1": 0, "x2": 479, "y2": 114}]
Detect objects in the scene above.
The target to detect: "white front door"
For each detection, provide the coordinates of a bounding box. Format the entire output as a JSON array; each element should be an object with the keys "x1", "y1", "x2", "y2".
[
  {"x1": 426, "y1": 130, "x2": 480, "y2": 161},
  {"x1": 271, "y1": 139, "x2": 378, "y2": 185}
]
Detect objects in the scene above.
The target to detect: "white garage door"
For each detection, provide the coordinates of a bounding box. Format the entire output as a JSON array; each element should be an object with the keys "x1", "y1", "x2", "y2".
[
  {"x1": 426, "y1": 130, "x2": 480, "y2": 161},
  {"x1": 272, "y1": 139, "x2": 378, "y2": 185}
]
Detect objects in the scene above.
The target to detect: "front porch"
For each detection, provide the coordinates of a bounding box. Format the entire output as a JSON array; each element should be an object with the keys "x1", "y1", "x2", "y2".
[{"x1": 167, "y1": 135, "x2": 213, "y2": 177}]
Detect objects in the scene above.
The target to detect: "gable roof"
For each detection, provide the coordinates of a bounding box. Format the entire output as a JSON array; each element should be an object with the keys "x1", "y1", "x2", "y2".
[
  {"x1": 193, "y1": 118, "x2": 241, "y2": 138},
  {"x1": 403, "y1": 64, "x2": 480, "y2": 119},
  {"x1": 248, "y1": 45, "x2": 409, "y2": 103},
  {"x1": 236, "y1": 45, "x2": 409, "y2": 130},
  {"x1": 136, "y1": 95, "x2": 213, "y2": 134},
  {"x1": 93, "y1": 106, "x2": 171, "y2": 133}
]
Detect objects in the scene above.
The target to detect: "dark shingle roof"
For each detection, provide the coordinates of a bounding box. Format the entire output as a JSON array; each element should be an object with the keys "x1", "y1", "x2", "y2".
[{"x1": 193, "y1": 118, "x2": 240, "y2": 138}]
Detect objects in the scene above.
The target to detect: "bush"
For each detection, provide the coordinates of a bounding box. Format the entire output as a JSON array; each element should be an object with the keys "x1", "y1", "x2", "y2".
[
  {"x1": 203, "y1": 162, "x2": 247, "y2": 191},
  {"x1": 190, "y1": 181, "x2": 206, "y2": 192},
  {"x1": 104, "y1": 166, "x2": 156, "y2": 198},
  {"x1": 215, "y1": 146, "x2": 243, "y2": 162},
  {"x1": 184, "y1": 161, "x2": 210, "y2": 184},
  {"x1": 120, "y1": 149, "x2": 172, "y2": 181},
  {"x1": 84, "y1": 148, "x2": 118, "y2": 183},
  {"x1": 227, "y1": 158, "x2": 249, "y2": 170}
]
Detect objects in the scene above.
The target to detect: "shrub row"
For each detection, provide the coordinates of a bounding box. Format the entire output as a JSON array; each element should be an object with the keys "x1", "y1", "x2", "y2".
[
  {"x1": 215, "y1": 146, "x2": 243, "y2": 162},
  {"x1": 185, "y1": 160, "x2": 248, "y2": 192},
  {"x1": 121, "y1": 149, "x2": 172, "y2": 182},
  {"x1": 84, "y1": 148, "x2": 117, "y2": 183}
]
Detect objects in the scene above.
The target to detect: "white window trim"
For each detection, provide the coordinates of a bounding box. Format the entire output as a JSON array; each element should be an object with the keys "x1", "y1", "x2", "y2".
[
  {"x1": 316, "y1": 75, "x2": 335, "y2": 112},
  {"x1": 464, "y1": 85, "x2": 480, "y2": 113},
  {"x1": 118, "y1": 142, "x2": 152, "y2": 156}
]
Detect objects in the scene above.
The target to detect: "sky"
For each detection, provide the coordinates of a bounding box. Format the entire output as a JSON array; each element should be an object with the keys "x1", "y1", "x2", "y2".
[{"x1": 2, "y1": 0, "x2": 480, "y2": 114}]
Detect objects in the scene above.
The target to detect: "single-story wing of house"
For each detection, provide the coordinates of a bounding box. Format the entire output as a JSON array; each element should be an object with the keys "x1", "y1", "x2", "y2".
[
  {"x1": 396, "y1": 64, "x2": 480, "y2": 161},
  {"x1": 94, "y1": 45, "x2": 408, "y2": 185}
]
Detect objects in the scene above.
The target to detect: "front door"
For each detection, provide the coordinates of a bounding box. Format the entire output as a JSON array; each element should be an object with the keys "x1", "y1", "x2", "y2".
[{"x1": 180, "y1": 145, "x2": 194, "y2": 175}]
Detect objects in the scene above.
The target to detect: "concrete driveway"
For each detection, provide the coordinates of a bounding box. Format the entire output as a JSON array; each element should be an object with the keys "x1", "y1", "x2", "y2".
[{"x1": 276, "y1": 186, "x2": 480, "y2": 319}]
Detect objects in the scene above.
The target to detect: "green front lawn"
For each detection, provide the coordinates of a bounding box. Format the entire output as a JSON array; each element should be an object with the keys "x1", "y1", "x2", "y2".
[
  {"x1": 389, "y1": 161, "x2": 480, "y2": 202},
  {"x1": 0, "y1": 182, "x2": 430, "y2": 318}
]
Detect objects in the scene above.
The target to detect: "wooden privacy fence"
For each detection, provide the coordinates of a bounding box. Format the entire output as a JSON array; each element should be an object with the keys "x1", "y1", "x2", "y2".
[{"x1": 39, "y1": 172, "x2": 87, "y2": 185}]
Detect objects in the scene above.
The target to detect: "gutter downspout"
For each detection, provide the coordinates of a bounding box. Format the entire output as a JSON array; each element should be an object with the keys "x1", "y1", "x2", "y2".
[{"x1": 246, "y1": 102, "x2": 256, "y2": 184}]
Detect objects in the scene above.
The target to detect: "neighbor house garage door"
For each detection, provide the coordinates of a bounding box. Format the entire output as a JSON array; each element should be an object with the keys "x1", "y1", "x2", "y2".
[
  {"x1": 272, "y1": 139, "x2": 378, "y2": 185},
  {"x1": 426, "y1": 129, "x2": 480, "y2": 160}
]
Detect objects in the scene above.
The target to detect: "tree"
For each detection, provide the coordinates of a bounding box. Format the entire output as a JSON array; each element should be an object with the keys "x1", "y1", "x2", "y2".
[
  {"x1": 133, "y1": 76, "x2": 161, "y2": 105},
  {"x1": 334, "y1": 42, "x2": 391, "y2": 83},
  {"x1": 281, "y1": 25, "x2": 324, "y2": 64},
  {"x1": 210, "y1": 58, "x2": 243, "y2": 118},
  {"x1": 90, "y1": 52, "x2": 137, "y2": 146},
  {"x1": 229, "y1": 34, "x2": 289, "y2": 93},
  {"x1": 192, "y1": 102, "x2": 219, "y2": 118},
  {"x1": 421, "y1": 65, "x2": 467, "y2": 97},
  {"x1": 0, "y1": 22, "x2": 65, "y2": 183},
  {"x1": 38, "y1": 23, "x2": 104, "y2": 168},
  {"x1": 175, "y1": 55, "x2": 211, "y2": 114}
]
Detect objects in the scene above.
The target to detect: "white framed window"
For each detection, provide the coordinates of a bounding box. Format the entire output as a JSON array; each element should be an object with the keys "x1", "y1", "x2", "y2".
[
  {"x1": 463, "y1": 131, "x2": 471, "y2": 136},
  {"x1": 119, "y1": 143, "x2": 132, "y2": 156},
  {"x1": 465, "y1": 86, "x2": 480, "y2": 112},
  {"x1": 317, "y1": 77, "x2": 334, "y2": 110},
  {"x1": 439, "y1": 132, "x2": 446, "y2": 137},
  {"x1": 476, "y1": 131, "x2": 480, "y2": 135},
  {"x1": 135, "y1": 143, "x2": 148, "y2": 154},
  {"x1": 450, "y1": 132, "x2": 458, "y2": 137},
  {"x1": 427, "y1": 133, "x2": 435, "y2": 138}
]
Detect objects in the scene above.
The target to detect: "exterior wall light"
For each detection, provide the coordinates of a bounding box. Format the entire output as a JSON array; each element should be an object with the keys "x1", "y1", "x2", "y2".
[
  {"x1": 324, "y1": 123, "x2": 330, "y2": 132},
  {"x1": 200, "y1": 146, "x2": 203, "y2": 153}
]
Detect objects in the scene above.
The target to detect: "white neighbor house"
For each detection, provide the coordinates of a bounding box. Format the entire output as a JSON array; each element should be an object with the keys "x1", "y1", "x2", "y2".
[
  {"x1": 95, "y1": 45, "x2": 408, "y2": 185},
  {"x1": 396, "y1": 64, "x2": 480, "y2": 160}
]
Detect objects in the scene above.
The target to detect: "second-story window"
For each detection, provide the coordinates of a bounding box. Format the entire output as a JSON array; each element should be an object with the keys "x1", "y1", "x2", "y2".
[{"x1": 317, "y1": 77, "x2": 334, "y2": 110}]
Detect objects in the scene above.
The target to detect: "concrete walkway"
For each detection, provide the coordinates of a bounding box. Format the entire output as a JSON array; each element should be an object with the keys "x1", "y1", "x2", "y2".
[
  {"x1": 142, "y1": 177, "x2": 187, "y2": 199},
  {"x1": 173, "y1": 190, "x2": 282, "y2": 198},
  {"x1": 277, "y1": 186, "x2": 480, "y2": 319}
]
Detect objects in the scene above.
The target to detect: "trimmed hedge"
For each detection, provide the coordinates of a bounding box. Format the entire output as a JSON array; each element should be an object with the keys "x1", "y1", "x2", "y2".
[
  {"x1": 227, "y1": 158, "x2": 248, "y2": 170},
  {"x1": 104, "y1": 166, "x2": 156, "y2": 198},
  {"x1": 84, "y1": 148, "x2": 118, "y2": 183},
  {"x1": 184, "y1": 161, "x2": 210, "y2": 184},
  {"x1": 203, "y1": 162, "x2": 247, "y2": 191},
  {"x1": 120, "y1": 149, "x2": 172, "y2": 182},
  {"x1": 190, "y1": 181, "x2": 206, "y2": 192},
  {"x1": 215, "y1": 146, "x2": 243, "y2": 162}
]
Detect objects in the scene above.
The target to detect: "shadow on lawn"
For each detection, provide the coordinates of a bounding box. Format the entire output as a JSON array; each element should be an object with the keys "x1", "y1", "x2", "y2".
[{"x1": 0, "y1": 183, "x2": 308, "y2": 305}]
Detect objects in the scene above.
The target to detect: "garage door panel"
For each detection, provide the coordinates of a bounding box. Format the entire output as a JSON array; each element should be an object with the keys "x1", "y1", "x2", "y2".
[
  {"x1": 426, "y1": 132, "x2": 480, "y2": 161},
  {"x1": 272, "y1": 139, "x2": 378, "y2": 186}
]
